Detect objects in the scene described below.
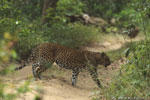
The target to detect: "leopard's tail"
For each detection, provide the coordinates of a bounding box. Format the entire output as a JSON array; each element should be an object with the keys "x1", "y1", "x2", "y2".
[{"x1": 15, "y1": 47, "x2": 38, "y2": 71}]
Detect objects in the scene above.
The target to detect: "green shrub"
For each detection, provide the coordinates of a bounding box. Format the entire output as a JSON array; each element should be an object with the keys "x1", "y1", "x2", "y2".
[
  {"x1": 104, "y1": 41, "x2": 150, "y2": 99},
  {"x1": 44, "y1": 23, "x2": 100, "y2": 48},
  {"x1": 0, "y1": 1, "x2": 100, "y2": 60},
  {"x1": 99, "y1": 1, "x2": 150, "y2": 97},
  {"x1": 0, "y1": 31, "x2": 34, "y2": 100},
  {"x1": 15, "y1": 22, "x2": 100, "y2": 59},
  {"x1": 56, "y1": 0, "x2": 84, "y2": 16},
  {"x1": 0, "y1": 0, "x2": 18, "y2": 38},
  {"x1": 82, "y1": 0, "x2": 130, "y2": 19},
  {"x1": 102, "y1": 1, "x2": 150, "y2": 99},
  {"x1": 14, "y1": 20, "x2": 45, "y2": 60},
  {"x1": 114, "y1": 7, "x2": 141, "y2": 27},
  {"x1": 45, "y1": 0, "x2": 84, "y2": 24}
]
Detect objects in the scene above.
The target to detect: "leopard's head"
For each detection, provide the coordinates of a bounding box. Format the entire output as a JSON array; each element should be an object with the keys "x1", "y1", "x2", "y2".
[{"x1": 95, "y1": 52, "x2": 111, "y2": 67}]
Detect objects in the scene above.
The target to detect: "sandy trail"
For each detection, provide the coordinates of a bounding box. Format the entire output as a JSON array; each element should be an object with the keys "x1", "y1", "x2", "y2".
[
  {"x1": 83, "y1": 34, "x2": 144, "y2": 52},
  {"x1": 2, "y1": 35, "x2": 143, "y2": 100},
  {"x1": 4, "y1": 59, "x2": 122, "y2": 100}
]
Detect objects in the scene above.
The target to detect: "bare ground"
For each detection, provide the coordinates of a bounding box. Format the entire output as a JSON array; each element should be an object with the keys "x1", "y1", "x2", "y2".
[{"x1": 1, "y1": 34, "x2": 144, "y2": 100}]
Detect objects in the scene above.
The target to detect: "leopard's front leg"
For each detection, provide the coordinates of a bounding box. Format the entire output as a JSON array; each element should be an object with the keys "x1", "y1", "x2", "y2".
[
  {"x1": 72, "y1": 70, "x2": 79, "y2": 87},
  {"x1": 87, "y1": 65, "x2": 102, "y2": 88}
]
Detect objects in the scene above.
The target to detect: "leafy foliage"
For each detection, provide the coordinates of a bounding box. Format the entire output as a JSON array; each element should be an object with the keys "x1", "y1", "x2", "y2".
[
  {"x1": 114, "y1": 7, "x2": 141, "y2": 27},
  {"x1": 0, "y1": 31, "x2": 35, "y2": 100},
  {"x1": 0, "y1": 32, "x2": 17, "y2": 63},
  {"x1": 0, "y1": 0, "x2": 100, "y2": 60},
  {"x1": 103, "y1": 1, "x2": 150, "y2": 99},
  {"x1": 45, "y1": 0, "x2": 84, "y2": 24},
  {"x1": 44, "y1": 23, "x2": 99, "y2": 48},
  {"x1": 56, "y1": 0, "x2": 84, "y2": 16},
  {"x1": 104, "y1": 41, "x2": 150, "y2": 99},
  {"x1": 15, "y1": 22, "x2": 100, "y2": 59},
  {"x1": 83, "y1": 0, "x2": 130, "y2": 19}
]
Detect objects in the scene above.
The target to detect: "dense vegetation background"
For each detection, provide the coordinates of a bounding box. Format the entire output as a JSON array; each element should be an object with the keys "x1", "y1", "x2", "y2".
[{"x1": 0, "y1": 0, "x2": 150, "y2": 100}]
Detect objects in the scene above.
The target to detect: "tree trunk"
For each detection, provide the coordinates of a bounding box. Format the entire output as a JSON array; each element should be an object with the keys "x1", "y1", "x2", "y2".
[{"x1": 42, "y1": 0, "x2": 58, "y2": 24}]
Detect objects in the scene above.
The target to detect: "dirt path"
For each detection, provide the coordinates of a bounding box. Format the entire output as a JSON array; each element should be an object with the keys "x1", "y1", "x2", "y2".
[
  {"x1": 83, "y1": 34, "x2": 144, "y2": 52},
  {"x1": 3, "y1": 59, "x2": 123, "y2": 100},
  {"x1": 2, "y1": 35, "x2": 144, "y2": 100}
]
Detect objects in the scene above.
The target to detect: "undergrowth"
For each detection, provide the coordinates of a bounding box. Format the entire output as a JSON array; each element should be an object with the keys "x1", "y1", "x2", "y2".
[
  {"x1": 98, "y1": 1, "x2": 150, "y2": 99},
  {"x1": 107, "y1": 41, "x2": 138, "y2": 62},
  {"x1": 104, "y1": 40, "x2": 150, "y2": 99}
]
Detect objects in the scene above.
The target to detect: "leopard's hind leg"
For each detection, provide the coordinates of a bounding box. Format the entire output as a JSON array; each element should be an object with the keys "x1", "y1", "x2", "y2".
[{"x1": 32, "y1": 58, "x2": 53, "y2": 79}]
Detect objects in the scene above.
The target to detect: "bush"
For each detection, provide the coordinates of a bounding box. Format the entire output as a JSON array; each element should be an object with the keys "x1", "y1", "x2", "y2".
[
  {"x1": 0, "y1": 31, "x2": 34, "y2": 100},
  {"x1": 0, "y1": 0, "x2": 100, "y2": 60},
  {"x1": 114, "y1": 7, "x2": 141, "y2": 27},
  {"x1": 102, "y1": 1, "x2": 150, "y2": 99},
  {"x1": 15, "y1": 20, "x2": 45, "y2": 60},
  {"x1": 45, "y1": 0, "x2": 84, "y2": 24},
  {"x1": 44, "y1": 23, "x2": 99, "y2": 48},
  {"x1": 56, "y1": 0, "x2": 84, "y2": 16},
  {"x1": 82, "y1": 0, "x2": 130, "y2": 19},
  {"x1": 104, "y1": 41, "x2": 150, "y2": 99},
  {"x1": 15, "y1": 22, "x2": 100, "y2": 59}
]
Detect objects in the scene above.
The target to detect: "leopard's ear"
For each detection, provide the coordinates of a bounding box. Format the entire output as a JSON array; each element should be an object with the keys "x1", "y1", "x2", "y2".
[{"x1": 101, "y1": 52, "x2": 105, "y2": 57}]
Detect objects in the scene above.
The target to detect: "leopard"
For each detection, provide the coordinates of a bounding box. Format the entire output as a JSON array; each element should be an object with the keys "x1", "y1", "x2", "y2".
[{"x1": 15, "y1": 43, "x2": 111, "y2": 88}]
